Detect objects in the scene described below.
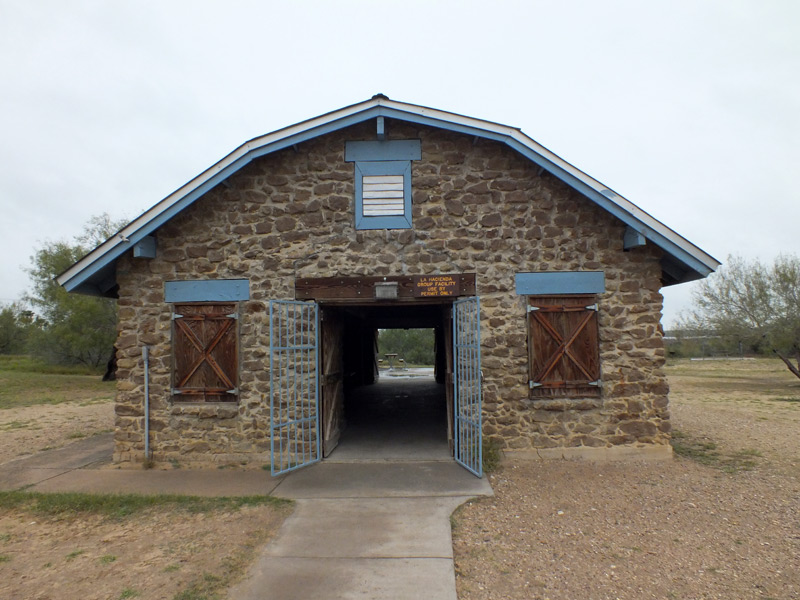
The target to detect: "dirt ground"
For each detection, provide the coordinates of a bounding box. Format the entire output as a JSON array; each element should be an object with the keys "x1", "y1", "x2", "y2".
[
  {"x1": 0, "y1": 400, "x2": 113, "y2": 464},
  {"x1": 453, "y1": 359, "x2": 800, "y2": 600},
  {"x1": 1, "y1": 359, "x2": 799, "y2": 599},
  {"x1": 0, "y1": 502, "x2": 289, "y2": 600},
  {"x1": 0, "y1": 399, "x2": 290, "y2": 600}
]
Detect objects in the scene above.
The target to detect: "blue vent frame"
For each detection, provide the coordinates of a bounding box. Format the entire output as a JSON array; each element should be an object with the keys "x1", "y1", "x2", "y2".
[
  {"x1": 354, "y1": 160, "x2": 412, "y2": 230},
  {"x1": 345, "y1": 139, "x2": 421, "y2": 231}
]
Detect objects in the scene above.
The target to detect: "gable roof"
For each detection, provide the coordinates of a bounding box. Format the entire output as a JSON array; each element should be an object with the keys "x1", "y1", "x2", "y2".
[{"x1": 57, "y1": 94, "x2": 719, "y2": 296}]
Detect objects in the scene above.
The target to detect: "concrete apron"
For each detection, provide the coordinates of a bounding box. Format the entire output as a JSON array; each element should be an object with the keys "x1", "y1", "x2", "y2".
[{"x1": 231, "y1": 461, "x2": 492, "y2": 600}]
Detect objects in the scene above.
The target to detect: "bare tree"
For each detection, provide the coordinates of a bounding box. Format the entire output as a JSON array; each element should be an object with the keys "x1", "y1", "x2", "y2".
[{"x1": 681, "y1": 254, "x2": 800, "y2": 378}]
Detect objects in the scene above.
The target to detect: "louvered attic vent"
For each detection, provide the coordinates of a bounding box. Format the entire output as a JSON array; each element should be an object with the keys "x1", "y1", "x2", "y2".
[
  {"x1": 345, "y1": 138, "x2": 421, "y2": 230},
  {"x1": 362, "y1": 175, "x2": 405, "y2": 216}
]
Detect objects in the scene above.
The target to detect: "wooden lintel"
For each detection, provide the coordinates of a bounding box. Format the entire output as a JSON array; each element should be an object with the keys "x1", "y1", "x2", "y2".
[{"x1": 295, "y1": 273, "x2": 477, "y2": 301}]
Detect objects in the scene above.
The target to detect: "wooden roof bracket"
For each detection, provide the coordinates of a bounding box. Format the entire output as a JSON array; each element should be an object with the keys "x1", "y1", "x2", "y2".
[{"x1": 377, "y1": 116, "x2": 385, "y2": 140}]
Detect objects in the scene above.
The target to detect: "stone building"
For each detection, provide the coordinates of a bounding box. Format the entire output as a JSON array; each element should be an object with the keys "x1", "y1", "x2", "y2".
[{"x1": 58, "y1": 96, "x2": 718, "y2": 476}]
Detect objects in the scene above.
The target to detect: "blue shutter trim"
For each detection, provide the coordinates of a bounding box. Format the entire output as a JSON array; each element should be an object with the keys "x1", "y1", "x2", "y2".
[
  {"x1": 515, "y1": 272, "x2": 605, "y2": 295},
  {"x1": 345, "y1": 139, "x2": 422, "y2": 162},
  {"x1": 165, "y1": 279, "x2": 250, "y2": 303},
  {"x1": 354, "y1": 160, "x2": 412, "y2": 230}
]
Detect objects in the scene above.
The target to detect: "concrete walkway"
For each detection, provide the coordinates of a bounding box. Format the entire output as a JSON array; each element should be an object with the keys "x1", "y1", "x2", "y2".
[
  {"x1": 231, "y1": 461, "x2": 490, "y2": 600},
  {"x1": 0, "y1": 435, "x2": 492, "y2": 599}
]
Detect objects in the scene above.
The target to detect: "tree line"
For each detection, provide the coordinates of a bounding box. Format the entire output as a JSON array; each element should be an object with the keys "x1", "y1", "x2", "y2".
[
  {"x1": 1, "y1": 214, "x2": 122, "y2": 369},
  {"x1": 377, "y1": 328, "x2": 435, "y2": 366},
  {"x1": 3, "y1": 214, "x2": 799, "y2": 382},
  {"x1": 676, "y1": 254, "x2": 800, "y2": 378}
]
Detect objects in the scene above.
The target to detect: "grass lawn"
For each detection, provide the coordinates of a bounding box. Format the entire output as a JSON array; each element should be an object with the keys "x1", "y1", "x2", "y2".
[
  {"x1": 0, "y1": 355, "x2": 115, "y2": 409},
  {"x1": 664, "y1": 356, "x2": 800, "y2": 400}
]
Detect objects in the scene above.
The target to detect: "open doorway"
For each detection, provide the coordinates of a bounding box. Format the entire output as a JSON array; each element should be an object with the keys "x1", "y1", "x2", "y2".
[{"x1": 319, "y1": 303, "x2": 453, "y2": 462}]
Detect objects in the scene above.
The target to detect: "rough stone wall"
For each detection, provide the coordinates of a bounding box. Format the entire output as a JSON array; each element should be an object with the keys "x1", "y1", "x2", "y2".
[{"x1": 113, "y1": 121, "x2": 669, "y2": 465}]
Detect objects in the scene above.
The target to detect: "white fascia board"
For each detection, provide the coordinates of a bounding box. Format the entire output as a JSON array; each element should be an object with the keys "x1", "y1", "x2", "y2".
[
  {"x1": 505, "y1": 128, "x2": 720, "y2": 271},
  {"x1": 378, "y1": 99, "x2": 719, "y2": 273},
  {"x1": 57, "y1": 96, "x2": 719, "y2": 289}
]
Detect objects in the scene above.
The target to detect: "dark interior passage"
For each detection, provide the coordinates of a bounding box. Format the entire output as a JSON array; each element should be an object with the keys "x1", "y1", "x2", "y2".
[
  {"x1": 320, "y1": 301, "x2": 454, "y2": 461},
  {"x1": 327, "y1": 377, "x2": 450, "y2": 461}
]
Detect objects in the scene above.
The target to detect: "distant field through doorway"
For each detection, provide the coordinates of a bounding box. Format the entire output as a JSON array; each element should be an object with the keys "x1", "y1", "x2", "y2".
[{"x1": 326, "y1": 323, "x2": 450, "y2": 462}]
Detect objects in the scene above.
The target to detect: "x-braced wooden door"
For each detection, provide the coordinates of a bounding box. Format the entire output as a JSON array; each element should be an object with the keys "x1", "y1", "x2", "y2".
[
  {"x1": 268, "y1": 300, "x2": 320, "y2": 476},
  {"x1": 453, "y1": 296, "x2": 482, "y2": 477}
]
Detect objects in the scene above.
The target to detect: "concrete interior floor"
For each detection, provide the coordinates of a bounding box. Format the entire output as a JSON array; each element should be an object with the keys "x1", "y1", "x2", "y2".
[{"x1": 326, "y1": 376, "x2": 450, "y2": 462}]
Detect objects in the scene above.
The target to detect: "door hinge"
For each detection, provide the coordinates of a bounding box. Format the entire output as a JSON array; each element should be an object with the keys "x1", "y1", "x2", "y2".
[
  {"x1": 171, "y1": 388, "x2": 183, "y2": 395},
  {"x1": 527, "y1": 305, "x2": 539, "y2": 313},
  {"x1": 172, "y1": 313, "x2": 184, "y2": 320},
  {"x1": 226, "y1": 313, "x2": 238, "y2": 320},
  {"x1": 226, "y1": 388, "x2": 239, "y2": 395},
  {"x1": 528, "y1": 380, "x2": 542, "y2": 389},
  {"x1": 588, "y1": 379, "x2": 602, "y2": 387},
  {"x1": 585, "y1": 303, "x2": 599, "y2": 311}
]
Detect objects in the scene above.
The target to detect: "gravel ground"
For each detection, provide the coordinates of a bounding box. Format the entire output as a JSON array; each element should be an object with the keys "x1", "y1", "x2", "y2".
[{"x1": 452, "y1": 360, "x2": 800, "y2": 600}]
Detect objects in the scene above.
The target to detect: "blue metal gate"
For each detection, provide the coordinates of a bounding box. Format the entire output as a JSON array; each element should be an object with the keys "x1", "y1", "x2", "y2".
[
  {"x1": 453, "y1": 296, "x2": 482, "y2": 477},
  {"x1": 269, "y1": 300, "x2": 320, "y2": 476}
]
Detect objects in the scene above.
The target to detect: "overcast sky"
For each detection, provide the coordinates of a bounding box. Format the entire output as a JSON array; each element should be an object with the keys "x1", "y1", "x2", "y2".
[{"x1": 1, "y1": 0, "x2": 798, "y2": 326}]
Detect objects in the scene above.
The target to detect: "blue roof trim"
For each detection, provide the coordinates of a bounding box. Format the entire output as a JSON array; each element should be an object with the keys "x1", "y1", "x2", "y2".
[
  {"x1": 502, "y1": 137, "x2": 714, "y2": 278},
  {"x1": 372, "y1": 109, "x2": 714, "y2": 279},
  {"x1": 61, "y1": 157, "x2": 251, "y2": 292},
  {"x1": 62, "y1": 108, "x2": 407, "y2": 293},
  {"x1": 59, "y1": 97, "x2": 717, "y2": 296}
]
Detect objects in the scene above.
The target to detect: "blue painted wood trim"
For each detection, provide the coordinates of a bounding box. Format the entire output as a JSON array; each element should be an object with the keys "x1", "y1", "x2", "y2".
[
  {"x1": 61, "y1": 159, "x2": 253, "y2": 293},
  {"x1": 371, "y1": 106, "x2": 712, "y2": 278},
  {"x1": 377, "y1": 116, "x2": 385, "y2": 140},
  {"x1": 62, "y1": 103, "x2": 712, "y2": 294},
  {"x1": 354, "y1": 160, "x2": 412, "y2": 230},
  {"x1": 499, "y1": 139, "x2": 712, "y2": 278},
  {"x1": 515, "y1": 272, "x2": 605, "y2": 295},
  {"x1": 62, "y1": 110, "x2": 392, "y2": 293},
  {"x1": 165, "y1": 279, "x2": 250, "y2": 303},
  {"x1": 133, "y1": 236, "x2": 157, "y2": 258},
  {"x1": 624, "y1": 226, "x2": 646, "y2": 250},
  {"x1": 345, "y1": 139, "x2": 421, "y2": 162}
]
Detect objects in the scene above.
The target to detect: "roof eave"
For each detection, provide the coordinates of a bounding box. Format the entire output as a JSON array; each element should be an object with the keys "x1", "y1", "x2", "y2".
[{"x1": 57, "y1": 96, "x2": 719, "y2": 294}]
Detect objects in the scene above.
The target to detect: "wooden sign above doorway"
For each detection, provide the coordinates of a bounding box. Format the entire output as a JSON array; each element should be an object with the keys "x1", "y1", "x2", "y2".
[
  {"x1": 295, "y1": 273, "x2": 476, "y2": 301},
  {"x1": 412, "y1": 274, "x2": 460, "y2": 297}
]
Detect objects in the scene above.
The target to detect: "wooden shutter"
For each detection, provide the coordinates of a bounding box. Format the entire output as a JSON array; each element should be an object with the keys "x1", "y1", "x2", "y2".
[
  {"x1": 528, "y1": 295, "x2": 600, "y2": 398},
  {"x1": 173, "y1": 303, "x2": 238, "y2": 402}
]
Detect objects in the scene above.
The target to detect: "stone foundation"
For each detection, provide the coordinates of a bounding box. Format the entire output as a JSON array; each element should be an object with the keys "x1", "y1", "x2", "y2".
[{"x1": 506, "y1": 444, "x2": 673, "y2": 462}]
